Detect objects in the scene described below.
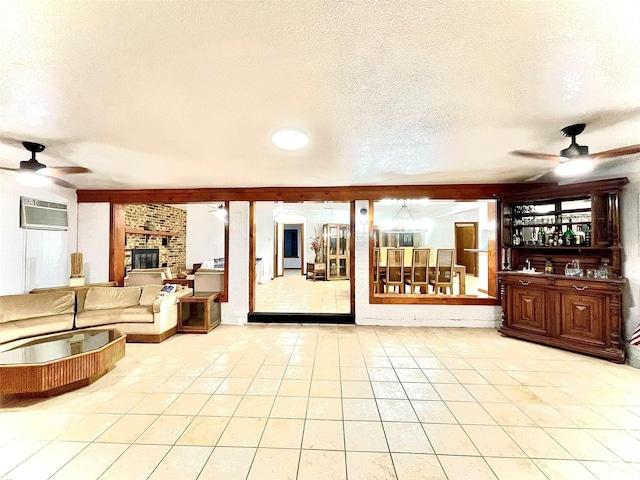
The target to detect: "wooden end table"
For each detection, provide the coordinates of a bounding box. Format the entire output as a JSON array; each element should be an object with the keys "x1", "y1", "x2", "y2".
[
  {"x1": 178, "y1": 291, "x2": 221, "y2": 333},
  {"x1": 164, "y1": 275, "x2": 194, "y2": 289}
]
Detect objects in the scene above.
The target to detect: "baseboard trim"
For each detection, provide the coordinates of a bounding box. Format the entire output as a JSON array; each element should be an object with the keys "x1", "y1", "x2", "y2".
[
  {"x1": 126, "y1": 327, "x2": 177, "y2": 343},
  {"x1": 248, "y1": 312, "x2": 355, "y2": 324}
]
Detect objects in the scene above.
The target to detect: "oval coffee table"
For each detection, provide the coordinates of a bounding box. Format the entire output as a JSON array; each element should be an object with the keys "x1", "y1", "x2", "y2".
[{"x1": 0, "y1": 329, "x2": 125, "y2": 397}]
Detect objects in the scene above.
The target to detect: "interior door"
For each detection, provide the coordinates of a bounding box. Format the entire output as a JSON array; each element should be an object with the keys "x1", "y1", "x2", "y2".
[{"x1": 455, "y1": 222, "x2": 478, "y2": 276}]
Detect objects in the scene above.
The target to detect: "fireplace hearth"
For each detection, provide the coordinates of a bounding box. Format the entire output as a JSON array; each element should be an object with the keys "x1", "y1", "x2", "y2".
[{"x1": 131, "y1": 248, "x2": 160, "y2": 270}]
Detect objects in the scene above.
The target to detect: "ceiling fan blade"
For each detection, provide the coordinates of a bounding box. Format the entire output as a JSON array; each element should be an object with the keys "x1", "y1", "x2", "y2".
[
  {"x1": 589, "y1": 144, "x2": 640, "y2": 160},
  {"x1": 49, "y1": 176, "x2": 76, "y2": 189},
  {"x1": 0, "y1": 166, "x2": 19, "y2": 172},
  {"x1": 510, "y1": 150, "x2": 562, "y2": 162},
  {"x1": 524, "y1": 172, "x2": 547, "y2": 182},
  {"x1": 525, "y1": 171, "x2": 558, "y2": 183},
  {"x1": 42, "y1": 166, "x2": 90, "y2": 175}
]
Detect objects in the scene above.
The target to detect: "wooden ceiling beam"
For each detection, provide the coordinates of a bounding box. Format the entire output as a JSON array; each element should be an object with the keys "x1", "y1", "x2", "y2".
[{"x1": 77, "y1": 183, "x2": 527, "y2": 204}]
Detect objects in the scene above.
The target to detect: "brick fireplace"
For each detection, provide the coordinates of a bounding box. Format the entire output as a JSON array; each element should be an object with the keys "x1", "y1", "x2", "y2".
[{"x1": 125, "y1": 204, "x2": 186, "y2": 274}]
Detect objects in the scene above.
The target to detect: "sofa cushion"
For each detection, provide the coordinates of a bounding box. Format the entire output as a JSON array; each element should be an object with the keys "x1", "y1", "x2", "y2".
[
  {"x1": 0, "y1": 291, "x2": 75, "y2": 324},
  {"x1": 30, "y1": 282, "x2": 117, "y2": 312},
  {"x1": 75, "y1": 305, "x2": 154, "y2": 328},
  {"x1": 139, "y1": 285, "x2": 164, "y2": 306},
  {"x1": 122, "y1": 305, "x2": 155, "y2": 323},
  {"x1": 84, "y1": 287, "x2": 141, "y2": 311}
]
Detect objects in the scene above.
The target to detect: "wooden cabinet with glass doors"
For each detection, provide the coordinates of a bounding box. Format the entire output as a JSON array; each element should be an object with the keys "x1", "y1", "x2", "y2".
[
  {"x1": 499, "y1": 178, "x2": 628, "y2": 363},
  {"x1": 324, "y1": 224, "x2": 349, "y2": 280}
]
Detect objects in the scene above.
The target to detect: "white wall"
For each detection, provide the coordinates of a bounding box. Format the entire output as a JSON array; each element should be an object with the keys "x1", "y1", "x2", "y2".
[
  {"x1": 621, "y1": 173, "x2": 640, "y2": 351},
  {"x1": 255, "y1": 202, "x2": 275, "y2": 281},
  {"x1": 186, "y1": 204, "x2": 226, "y2": 269},
  {"x1": 222, "y1": 201, "x2": 249, "y2": 325},
  {"x1": 77, "y1": 203, "x2": 110, "y2": 284},
  {"x1": 0, "y1": 172, "x2": 78, "y2": 294}
]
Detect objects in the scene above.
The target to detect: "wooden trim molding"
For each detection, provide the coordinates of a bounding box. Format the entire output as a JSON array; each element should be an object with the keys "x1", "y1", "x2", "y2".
[
  {"x1": 249, "y1": 201, "x2": 256, "y2": 313},
  {"x1": 110, "y1": 204, "x2": 126, "y2": 286},
  {"x1": 126, "y1": 327, "x2": 177, "y2": 343},
  {"x1": 78, "y1": 183, "x2": 525, "y2": 204}
]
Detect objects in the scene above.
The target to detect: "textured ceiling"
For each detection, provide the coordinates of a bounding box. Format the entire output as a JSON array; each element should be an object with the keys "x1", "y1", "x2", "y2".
[{"x1": 1, "y1": 0, "x2": 640, "y2": 190}]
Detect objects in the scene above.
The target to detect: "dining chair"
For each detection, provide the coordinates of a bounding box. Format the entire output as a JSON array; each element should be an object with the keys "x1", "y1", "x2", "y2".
[
  {"x1": 405, "y1": 248, "x2": 430, "y2": 293},
  {"x1": 373, "y1": 248, "x2": 382, "y2": 293},
  {"x1": 429, "y1": 248, "x2": 455, "y2": 294},
  {"x1": 383, "y1": 248, "x2": 405, "y2": 293}
]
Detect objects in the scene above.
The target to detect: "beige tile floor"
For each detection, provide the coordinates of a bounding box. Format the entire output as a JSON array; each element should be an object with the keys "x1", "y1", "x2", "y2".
[
  {"x1": 255, "y1": 270, "x2": 485, "y2": 314},
  {"x1": 255, "y1": 269, "x2": 351, "y2": 313},
  {"x1": 2, "y1": 325, "x2": 640, "y2": 479}
]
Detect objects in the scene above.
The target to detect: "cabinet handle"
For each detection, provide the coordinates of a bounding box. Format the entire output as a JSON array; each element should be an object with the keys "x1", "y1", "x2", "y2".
[
  {"x1": 572, "y1": 285, "x2": 589, "y2": 291},
  {"x1": 519, "y1": 280, "x2": 531, "y2": 286}
]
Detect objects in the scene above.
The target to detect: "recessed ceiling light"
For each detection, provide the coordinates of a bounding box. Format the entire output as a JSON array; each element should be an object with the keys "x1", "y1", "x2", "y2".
[{"x1": 271, "y1": 128, "x2": 309, "y2": 150}]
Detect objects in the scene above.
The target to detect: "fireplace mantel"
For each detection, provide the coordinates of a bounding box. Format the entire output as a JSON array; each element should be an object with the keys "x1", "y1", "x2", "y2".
[{"x1": 125, "y1": 228, "x2": 179, "y2": 237}]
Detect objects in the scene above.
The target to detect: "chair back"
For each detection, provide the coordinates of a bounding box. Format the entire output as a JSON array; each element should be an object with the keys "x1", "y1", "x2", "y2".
[
  {"x1": 410, "y1": 248, "x2": 430, "y2": 285},
  {"x1": 373, "y1": 248, "x2": 381, "y2": 293},
  {"x1": 126, "y1": 271, "x2": 165, "y2": 287},
  {"x1": 194, "y1": 269, "x2": 224, "y2": 293},
  {"x1": 430, "y1": 248, "x2": 455, "y2": 294},
  {"x1": 385, "y1": 248, "x2": 405, "y2": 292},
  {"x1": 435, "y1": 249, "x2": 454, "y2": 281}
]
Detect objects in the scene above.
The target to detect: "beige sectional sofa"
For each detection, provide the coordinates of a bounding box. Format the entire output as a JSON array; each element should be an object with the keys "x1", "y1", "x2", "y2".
[
  {"x1": 76, "y1": 285, "x2": 192, "y2": 342},
  {"x1": 0, "y1": 283, "x2": 192, "y2": 346},
  {"x1": 0, "y1": 290, "x2": 76, "y2": 345}
]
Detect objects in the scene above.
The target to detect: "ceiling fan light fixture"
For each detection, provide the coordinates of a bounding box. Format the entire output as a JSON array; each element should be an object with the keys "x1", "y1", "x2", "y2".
[
  {"x1": 15, "y1": 171, "x2": 51, "y2": 187},
  {"x1": 554, "y1": 158, "x2": 594, "y2": 177},
  {"x1": 271, "y1": 128, "x2": 309, "y2": 150}
]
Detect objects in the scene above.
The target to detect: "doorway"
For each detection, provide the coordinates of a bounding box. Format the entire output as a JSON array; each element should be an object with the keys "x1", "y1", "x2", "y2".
[{"x1": 455, "y1": 222, "x2": 478, "y2": 276}]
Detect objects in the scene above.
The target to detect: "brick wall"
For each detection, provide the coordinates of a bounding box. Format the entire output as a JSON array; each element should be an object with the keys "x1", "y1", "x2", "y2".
[{"x1": 125, "y1": 204, "x2": 187, "y2": 274}]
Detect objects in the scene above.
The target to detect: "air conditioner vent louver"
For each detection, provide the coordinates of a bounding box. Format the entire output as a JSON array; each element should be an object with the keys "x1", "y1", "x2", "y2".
[{"x1": 20, "y1": 196, "x2": 69, "y2": 230}]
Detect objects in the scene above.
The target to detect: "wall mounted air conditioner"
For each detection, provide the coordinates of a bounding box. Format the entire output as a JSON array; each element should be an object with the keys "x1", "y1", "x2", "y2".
[{"x1": 20, "y1": 196, "x2": 69, "y2": 231}]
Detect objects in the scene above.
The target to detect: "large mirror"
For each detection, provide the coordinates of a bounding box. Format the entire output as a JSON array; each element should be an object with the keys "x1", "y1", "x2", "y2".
[
  {"x1": 254, "y1": 201, "x2": 351, "y2": 314},
  {"x1": 372, "y1": 199, "x2": 496, "y2": 299},
  {"x1": 123, "y1": 202, "x2": 228, "y2": 298}
]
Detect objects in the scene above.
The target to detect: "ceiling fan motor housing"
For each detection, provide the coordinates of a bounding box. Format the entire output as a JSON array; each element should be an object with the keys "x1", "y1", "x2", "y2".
[
  {"x1": 560, "y1": 143, "x2": 589, "y2": 158},
  {"x1": 19, "y1": 159, "x2": 46, "y2": 171}
]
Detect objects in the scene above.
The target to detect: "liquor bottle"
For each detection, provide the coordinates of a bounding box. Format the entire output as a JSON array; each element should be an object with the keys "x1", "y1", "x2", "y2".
[
  {"x1": 551, "y1": 228, "x2": 558, "y2": 246},
  {"x1": 537, "y1": 227, "x2": 545, "y2": 246},
  {"x1": 583, "y1": 223, "x2": 591, "y2": 246},
  {"x1": 544, "y1": 258, "x2": 553, "y2": 274},
  {"x1": 512, "y1": 229, "x2": 520, "y2": 246},
  {"x1": 557, "y1": 227, "x2": 563, "y2": 246},
  {"x1": 518, "y1": 228, "x2": 524, "y2": 246},
  {"x1": 563, "y1": 221, "x2": 575, "y2": 246},
  {"x1": 575, "y1": 226, "x2": 585, "y2": 246}
]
